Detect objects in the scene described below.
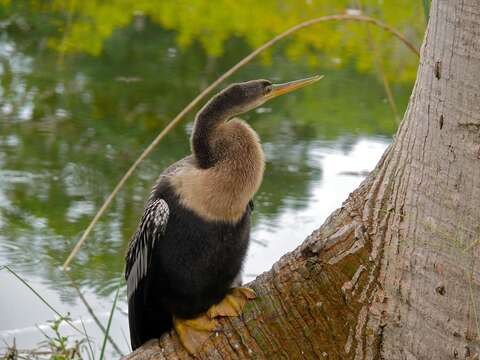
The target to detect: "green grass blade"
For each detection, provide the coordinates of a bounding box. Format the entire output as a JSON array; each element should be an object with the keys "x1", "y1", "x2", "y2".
[
  {"x1": 80, "y1": 318, "x2": 96, "y2": 360},
  {"x1": 1, "y1": 265, "x2": 85, "y2": 335},
  {"x1": 99, "y1": 278, "x2": 122, "y2": 360},
  {"x1": 65, "y1": 271, "x2": 124, "y2": 357}
]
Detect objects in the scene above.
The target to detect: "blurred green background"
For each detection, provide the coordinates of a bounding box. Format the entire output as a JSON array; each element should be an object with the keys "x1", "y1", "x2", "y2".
[{"x1": 0, "y1": 0, "x2": 425, "y2": 357}]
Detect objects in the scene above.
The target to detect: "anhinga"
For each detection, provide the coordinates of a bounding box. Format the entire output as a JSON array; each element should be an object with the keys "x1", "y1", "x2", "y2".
[{"x1": 125, "y1": 75, "x2": 322, "y2": 354}]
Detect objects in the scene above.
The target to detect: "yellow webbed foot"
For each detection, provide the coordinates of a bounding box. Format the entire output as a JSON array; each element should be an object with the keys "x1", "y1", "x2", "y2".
[
  {"x1": 173, "y1": 314, "x2": 219, "y2": 355},
  {"x1": 173, "y1": 288, "x2": 256, "y2": 354},
  {"x1": 207, "y1": 287, "x2": 257, "y2": 318}
]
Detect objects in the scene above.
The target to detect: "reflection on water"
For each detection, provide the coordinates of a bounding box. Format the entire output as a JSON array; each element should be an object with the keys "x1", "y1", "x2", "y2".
[
  {"x1": 0, "y1": 1, "x2": 421, "y2": 356},
  {"x1": 246, "y1": 137, "x2": 389, "y2": 279}
]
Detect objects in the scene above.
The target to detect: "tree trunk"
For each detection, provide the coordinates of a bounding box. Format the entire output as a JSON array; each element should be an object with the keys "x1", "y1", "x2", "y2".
[{"x1": 125, "y1": 0, "x2": 480, "y2": 358}]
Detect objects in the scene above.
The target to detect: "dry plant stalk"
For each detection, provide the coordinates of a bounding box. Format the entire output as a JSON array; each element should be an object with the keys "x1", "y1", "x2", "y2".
[{"x1": 63, "y1": 14, "x2": 420, "y2": 270}]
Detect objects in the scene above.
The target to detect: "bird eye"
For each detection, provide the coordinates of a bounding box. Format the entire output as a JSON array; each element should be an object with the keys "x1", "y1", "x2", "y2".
[{"x1": 264, "y1": 85, "x2": 272, "y2": 95}]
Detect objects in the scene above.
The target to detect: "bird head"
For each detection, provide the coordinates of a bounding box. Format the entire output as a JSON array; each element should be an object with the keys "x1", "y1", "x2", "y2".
[
  {"x1": 192, "y1": 75, "x2": 323, "y2": 168},
  {"x1": 219, "y1": 75, "x2": 323, "y2": 116}
]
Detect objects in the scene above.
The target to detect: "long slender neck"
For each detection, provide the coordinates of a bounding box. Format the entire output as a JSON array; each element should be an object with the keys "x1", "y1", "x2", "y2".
[
  {"x1": 192, "y1": 93, "x2": 235, "y2": 168},
  {"x1": 176, "y1": 116, "x2": 265, "y2": 223}
]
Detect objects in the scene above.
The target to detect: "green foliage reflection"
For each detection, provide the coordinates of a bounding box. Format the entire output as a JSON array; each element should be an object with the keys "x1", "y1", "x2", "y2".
[{"x1": 1, "y1": 0, "x2": 424, "y2": 82}]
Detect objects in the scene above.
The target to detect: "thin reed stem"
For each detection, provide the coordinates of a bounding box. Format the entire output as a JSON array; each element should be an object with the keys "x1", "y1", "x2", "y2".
[
  {"x1": 355, "y1": 1, "x2": 400, "y2": 122},
  {"x1": 99, "y1": 279, "x2": 122, "y2": 360},
  {"x1": 65, "y1": 272, "x2": 124, "y2": 357},
  {"x1": 63, "y1": 14, "x2": 420, "y2": 270},
  {"x1": 1, "y1": 266, "x2": 85, "y2": 336},
  {"x1": 80, "y1": 318, "x2": 95, "y2": 360}
]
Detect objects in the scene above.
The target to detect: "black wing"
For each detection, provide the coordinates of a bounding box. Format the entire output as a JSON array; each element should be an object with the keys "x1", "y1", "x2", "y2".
[
  {"x1": 125, "y1": 198, "x2": 170, "y2": 350},
  {"x1": 125, "y1": 198, "x2": 169, "y2": 300}
]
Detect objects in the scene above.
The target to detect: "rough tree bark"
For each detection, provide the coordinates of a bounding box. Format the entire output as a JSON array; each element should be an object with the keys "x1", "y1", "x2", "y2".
[{"x1": 125, "y1": 0, "x2": 480, "y2": 358}]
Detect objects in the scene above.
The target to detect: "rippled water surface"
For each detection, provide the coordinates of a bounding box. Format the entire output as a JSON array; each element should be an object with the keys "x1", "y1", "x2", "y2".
[{"x1": 0, "y1": 1, "x2": 424, "y2": 357}]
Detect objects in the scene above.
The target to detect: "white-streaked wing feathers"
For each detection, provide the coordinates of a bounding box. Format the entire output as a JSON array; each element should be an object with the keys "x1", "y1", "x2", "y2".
[{"x1": 126, "y1": 199, "x2": 169, "y2": 300}]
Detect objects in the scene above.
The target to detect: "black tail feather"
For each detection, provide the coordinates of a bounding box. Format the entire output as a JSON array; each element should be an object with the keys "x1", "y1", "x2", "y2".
[{"x1": 128, "y1": 280, "x2": 172, "y2": 350}]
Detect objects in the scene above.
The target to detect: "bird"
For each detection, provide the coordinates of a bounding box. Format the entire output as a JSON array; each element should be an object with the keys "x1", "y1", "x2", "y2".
[{"x1": 125, "y1": 75, "x2": 322, "y2": 355}]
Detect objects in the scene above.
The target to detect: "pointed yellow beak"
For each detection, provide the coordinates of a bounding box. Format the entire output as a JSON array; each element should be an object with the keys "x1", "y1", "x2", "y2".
[{"x1": 265, "y1": 75, "x2": 323, "y2": 100}]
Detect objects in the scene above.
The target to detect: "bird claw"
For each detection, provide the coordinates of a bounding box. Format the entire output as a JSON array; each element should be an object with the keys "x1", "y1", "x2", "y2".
[
  {"x1": 207, "y1": 287, "x2": 257, "y2": 318},
  {"x1": 173, "y1": 314, "x2": 219, "y2": 355},
  {"x1": 233, "y1": 286, "x2": 257, "y2": 300},
  {"x1": 173, "y1": 288, "x2": 256, "y2": 355}
]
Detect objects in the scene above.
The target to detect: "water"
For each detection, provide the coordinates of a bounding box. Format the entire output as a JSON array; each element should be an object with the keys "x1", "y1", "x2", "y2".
[{"x1": 0, "y1": 2, "x2": 423, "y2": 357}]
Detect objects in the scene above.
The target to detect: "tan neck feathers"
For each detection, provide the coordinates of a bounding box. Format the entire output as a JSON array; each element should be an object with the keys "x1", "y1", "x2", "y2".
[{"x1": 172, "y1": 119, "x2": 264, "y2": 223}]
